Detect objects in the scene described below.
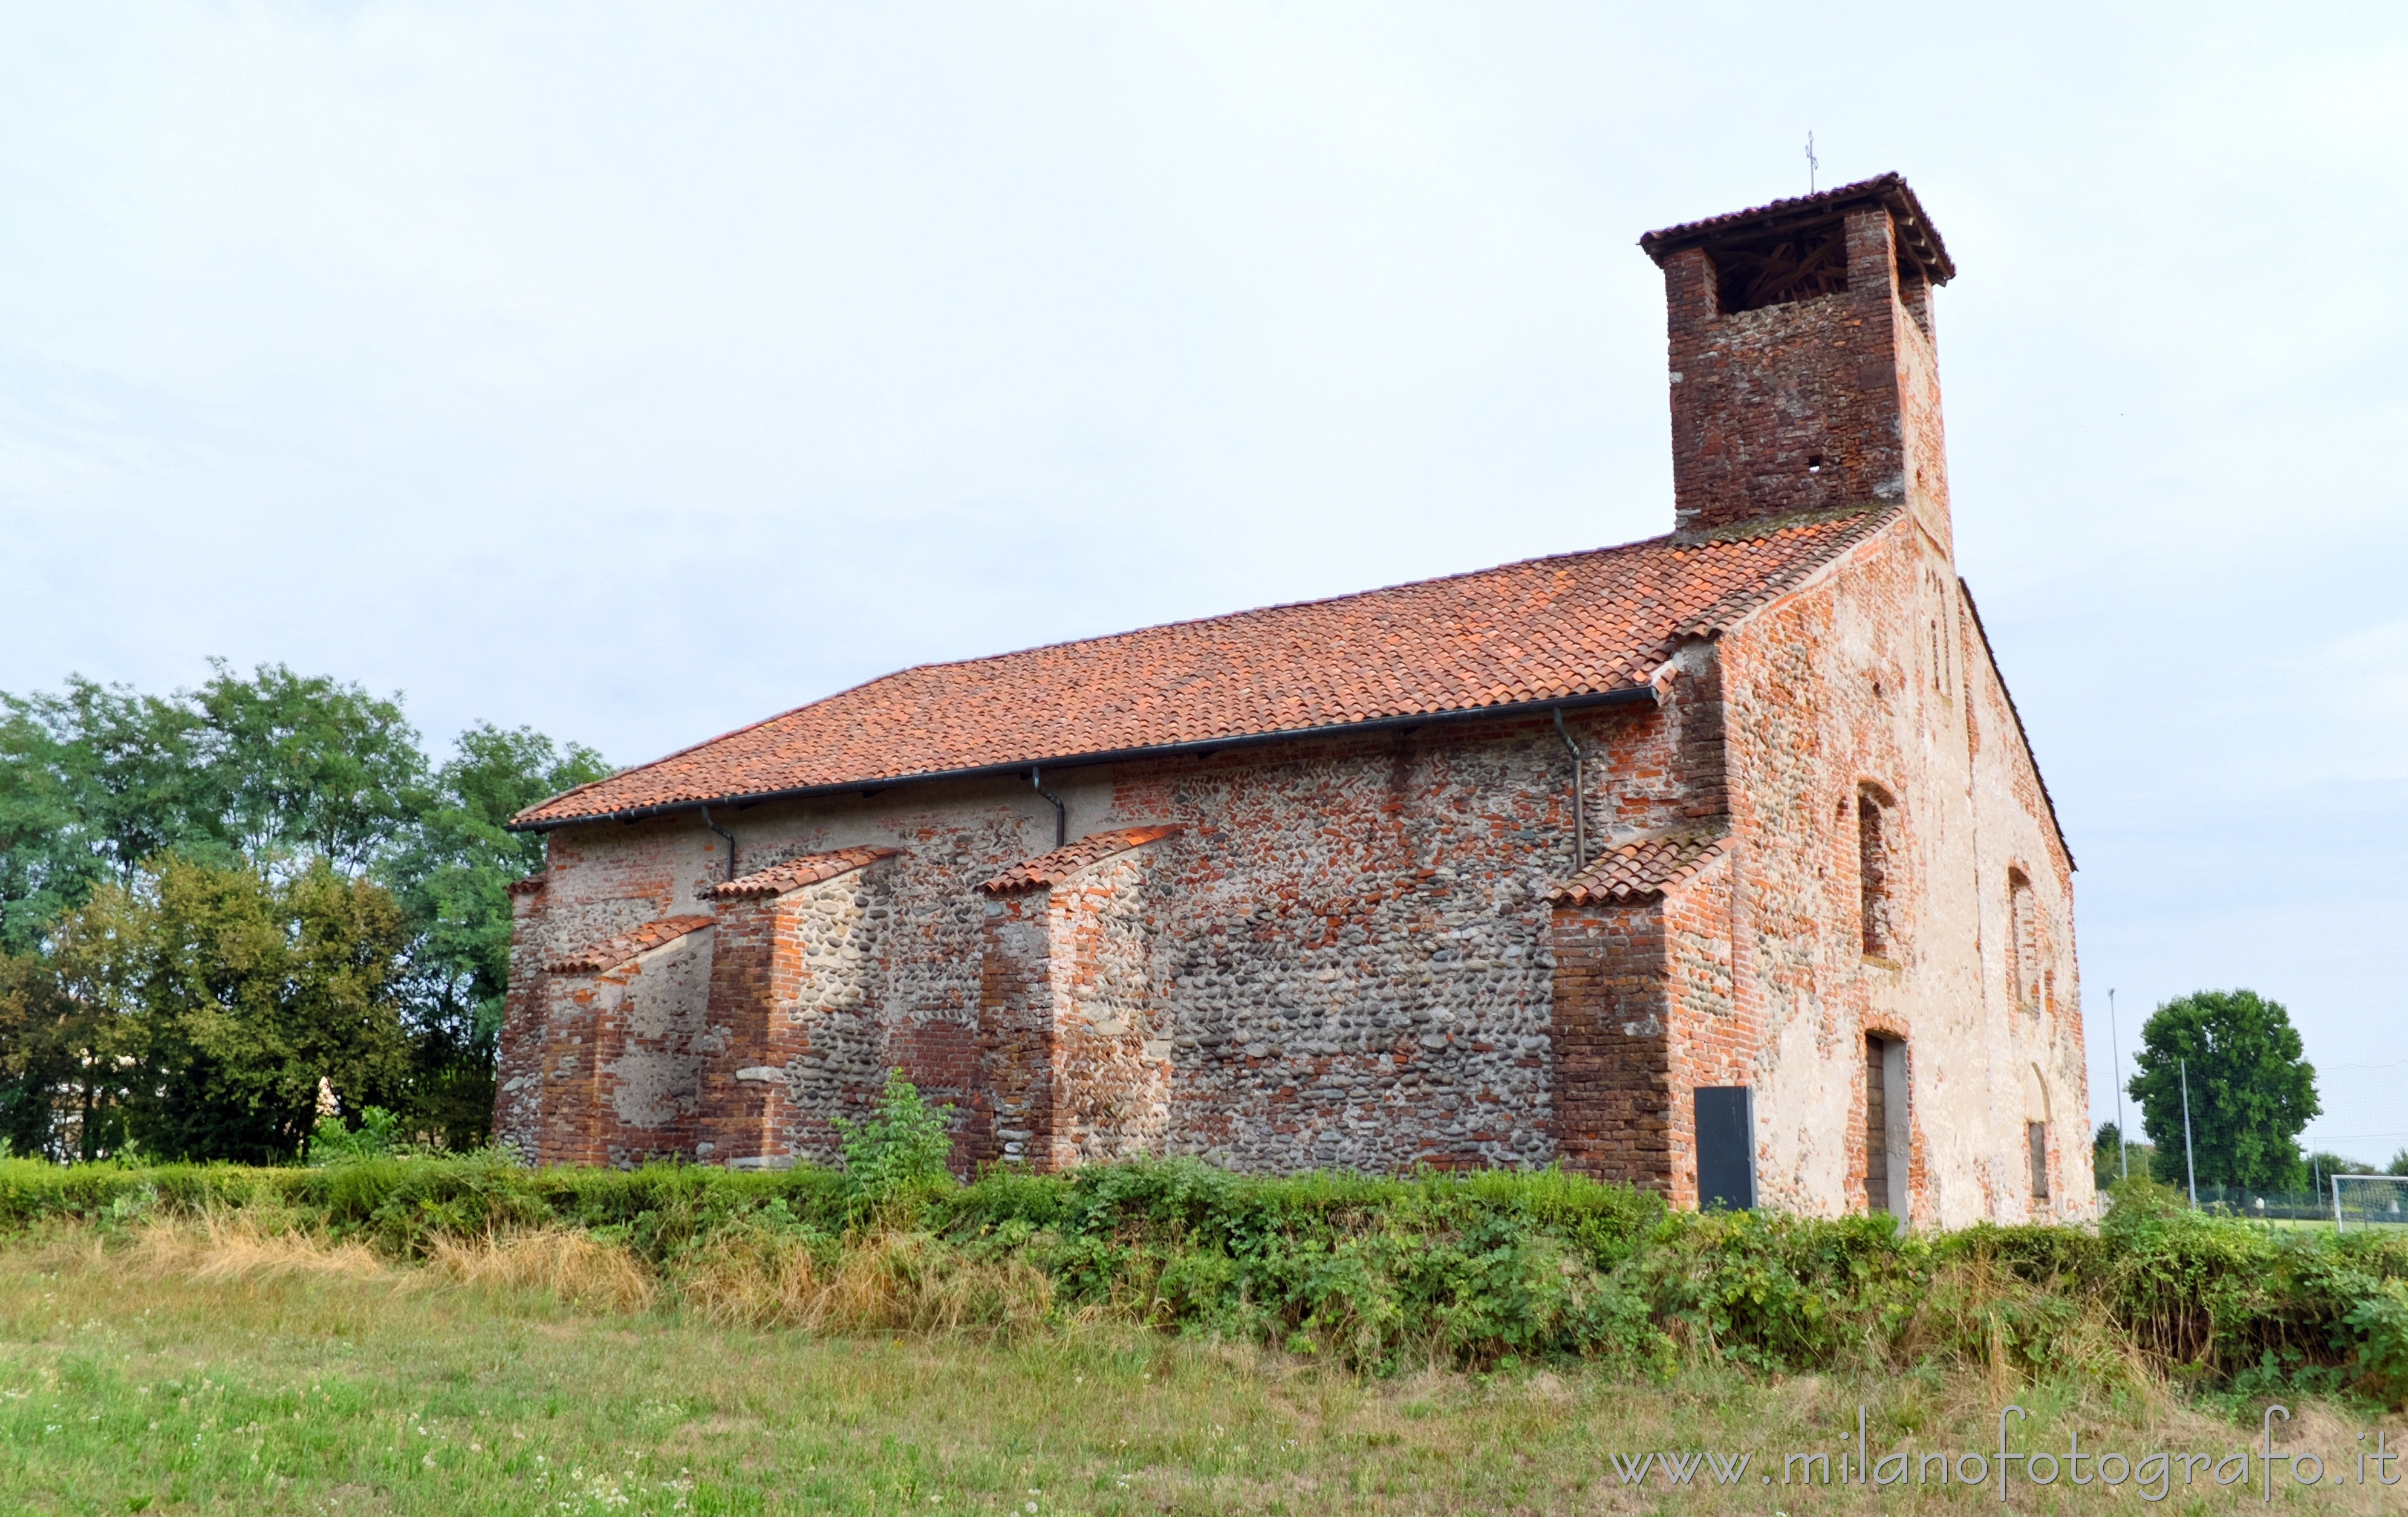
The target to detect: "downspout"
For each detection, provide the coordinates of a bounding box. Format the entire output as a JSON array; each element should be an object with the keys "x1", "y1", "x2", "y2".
[
  {"x1": 698, "y1": 804, "x2": 738, "y2": 883},
  {"x1": 1552, "y1": 707, "x2": 1586, "y2": 874},
  {"x1": 1029, "y1": 766, "x2": 1067, "y2": 848}
]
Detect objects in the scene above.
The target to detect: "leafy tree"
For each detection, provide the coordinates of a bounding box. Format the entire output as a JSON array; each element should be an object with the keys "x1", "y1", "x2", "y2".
[
  {"x1": 2128, "y1": 989, "x2": 2319, "y2": 1191},
  {"x1": 0, "y1": 664, "x2": 608, "y2": 1159},
  {"x1": 2308, "y1": 1151, "x2": 2375, "y2": 1180},
  {"x1": 0, "y1": 661, "x2": 429, "y2": 950},
  {"x1": 2092, "y1": 1122, "x2": 2156, "y2": 1192},
  {"x1": 2389, "y1": 1151, "x2": 2408, "y2": 1178},
  {"x1": 0, "y1": 678, "x2": 211, "y2": 950},
  {"x1": 187, "y1": 661, "x2": 429, "y2": 872},
  {"x1": 379, "y1": 723, "x2": 608, "y2": 1148},
  {"x1": 0, "y1": 952, "x2": 124, "y2": 1161},
  {"x1": 50, "y1": 856, "x2": 414, "y2": 1163}
]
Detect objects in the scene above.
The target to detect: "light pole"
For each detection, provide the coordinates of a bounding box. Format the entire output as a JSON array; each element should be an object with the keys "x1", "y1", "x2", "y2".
[
  {"x1": 2110, "y1": 988, "x2": 2128, "y2": 1183},
  {"x1": 2180, "y1": 1058, "x2": 2199, "y2": 1207}
]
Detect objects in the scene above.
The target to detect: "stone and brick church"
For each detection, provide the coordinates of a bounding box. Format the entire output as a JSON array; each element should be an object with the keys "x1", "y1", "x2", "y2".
[{"x1": 498, "y1": 174, "x2": 2089, "y2": 1226}]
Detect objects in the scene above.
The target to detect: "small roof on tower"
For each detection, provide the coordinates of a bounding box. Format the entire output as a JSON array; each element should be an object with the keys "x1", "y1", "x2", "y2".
[{"x1": 1639, "y1": 172, "x2": 1954, "y2": 287}]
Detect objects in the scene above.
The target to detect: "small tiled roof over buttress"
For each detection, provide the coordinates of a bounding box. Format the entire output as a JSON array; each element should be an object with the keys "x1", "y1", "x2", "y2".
[
  {"x1": 545, "y1": 915, "x2": 714, "y2": 975},
  {"x1": 980, "y1": 826, "x2": 1185, "y2": 895},
  {"x1": 513, "y1": 508, "x2": 1893, "y2": 830},
  {"x1": 710, "y1": 846, "x2": 902, "y2": 901},
  {"x1": 1548, "y1": 823, "x2": 1731, "y2": 907}
]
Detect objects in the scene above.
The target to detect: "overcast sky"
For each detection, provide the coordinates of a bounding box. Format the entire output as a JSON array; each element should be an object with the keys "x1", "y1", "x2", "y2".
[{"x1": 2, "y1": 2, "x2": 2402, "y2": 1162}]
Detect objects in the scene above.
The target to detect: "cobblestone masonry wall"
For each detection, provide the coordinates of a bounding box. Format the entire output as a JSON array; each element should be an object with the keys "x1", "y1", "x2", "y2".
[
  {"x1": 499, "y1": 698, "x2": 1697, "y2": 1174},
  {"x1": 1047, "y1": 850, "x2": 1177, "y2": 1163},
  {"x1": 496, "y1": 534, "x2": 2082, "y2": 1220},
  {"x1": 965, "y1": 845, "x2": 1179, "y2": 1169},
  {"x1": 529, "y1": 925, "x2": 715, "y2": 1168},
  {"x1": 697, "y1": 858, "x2": 899, "y2": 1169},
  {"x1": 493, "y1": 883, "x2": 552, "y2": 1160},
  {"x1": 975, "y1": 884, "x2": 1059, "y2": 1168}
]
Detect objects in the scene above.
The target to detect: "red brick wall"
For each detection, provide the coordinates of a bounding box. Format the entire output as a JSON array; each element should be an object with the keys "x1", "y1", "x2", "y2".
[
  {"x1": 1663, "y1": 206, "x2": 1949, "y2": 553},
  {"x1": 1714, "y1": 513, "x2": 2088, "y2": 1224},
  {"x1": 528, "y1": 926, "x2": 714, "y2": 1168},
  {"x1": 1547, "y1": 897, "x2": 1672, "y2": 1189},
  {"x1": 501, "y1": 700, "x2": 1696, "y2": 1174}
]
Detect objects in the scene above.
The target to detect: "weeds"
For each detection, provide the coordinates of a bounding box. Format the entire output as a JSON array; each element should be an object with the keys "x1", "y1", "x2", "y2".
[{"x1": 2, "y1": 1155, "x2": 2404, "y2": 1407}]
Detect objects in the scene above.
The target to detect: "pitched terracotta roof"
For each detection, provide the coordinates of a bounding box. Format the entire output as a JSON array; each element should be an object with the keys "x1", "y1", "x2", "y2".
[
  {"x1": 514, "y1": 508, "x2": 1893, "y2": 830},
  {"x1": 545, "y1": 915, "x2": 714, "y2": 975},
  {"x1": 709, "y1": 846, "x2": 903, "y2": 901},
  {"x1": 1639, "y1": 172, "x2": 1953, "y2": 285},
  {"x1": 1549, "y1": 823, "x2": 1731, "y2": 906},
  {"x1": 979, "y1": 825, "x2": 1185, "y2": 895}
]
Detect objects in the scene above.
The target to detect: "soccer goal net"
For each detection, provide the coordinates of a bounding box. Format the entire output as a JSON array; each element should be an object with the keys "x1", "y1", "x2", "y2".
[{"x1": 2332, "y1": 1174, "x2": 2408, "y2": 1230}]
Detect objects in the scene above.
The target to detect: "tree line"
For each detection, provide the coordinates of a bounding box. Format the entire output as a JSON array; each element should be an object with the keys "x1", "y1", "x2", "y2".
[
  {"x1": 2095, "y1": 987, "x2": 2398, "y2": 1193},
  {"x1": 0, "y1": 663, "x2": 607, "y2": 1162}
]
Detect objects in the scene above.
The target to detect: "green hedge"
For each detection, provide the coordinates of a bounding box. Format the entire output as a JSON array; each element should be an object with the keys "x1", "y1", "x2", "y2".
[{"x1": 5, "y1": 1155, "x2": 2404, "y2": 1400}]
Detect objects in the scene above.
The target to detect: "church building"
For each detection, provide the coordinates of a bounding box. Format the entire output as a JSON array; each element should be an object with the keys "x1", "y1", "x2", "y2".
[{"x1": 497, "y1": 174, "x2": 2089, "y2": 1226}]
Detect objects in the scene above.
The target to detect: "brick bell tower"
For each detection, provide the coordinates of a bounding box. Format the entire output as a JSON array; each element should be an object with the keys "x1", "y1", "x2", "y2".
[{"x1": 1640, "y1": 173, "x2": 1957, "y2": 555}]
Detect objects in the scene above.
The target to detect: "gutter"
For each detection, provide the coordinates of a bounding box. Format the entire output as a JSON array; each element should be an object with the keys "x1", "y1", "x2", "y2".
[
  {"x1": 508, "y1": 684, "x2": 1657, "y2": 834},
  {"x1": 1029, "y1": 766, "x2": 1067, "y2": 848},
  {"x1": 1552, "y1": 707, "x2": 1586, "y2": 873},
  {"x1": 698, "y1": 804, "x2": 738, "y2": 882}
]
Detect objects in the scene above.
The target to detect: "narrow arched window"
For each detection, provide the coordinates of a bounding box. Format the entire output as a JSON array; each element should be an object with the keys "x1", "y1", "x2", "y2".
[
  {"x1": 1858, "y1": 788, "x2": 1896, "y2": 960},
  {"x1": 2024, "y1": 1064, "x2": 2052, "y2": 1202},
  {"x1": 2008, "y1": 870, "x2": 2041, "y2": 1013}
]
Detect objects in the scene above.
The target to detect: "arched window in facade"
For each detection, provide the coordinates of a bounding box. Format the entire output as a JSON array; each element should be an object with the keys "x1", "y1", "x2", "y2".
[
  {"x1": 2008, "y1": 869, "x2": 2043, "y2": 1013},
  {"x1": 2023, "y1": 1064, "x2": 2052, "y2": 1202},
  {"x1": 1857, "y1": 786, "x2": 1897, "y2": 961}
]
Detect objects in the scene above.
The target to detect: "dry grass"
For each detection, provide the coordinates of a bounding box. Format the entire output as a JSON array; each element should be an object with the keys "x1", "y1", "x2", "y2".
[
  {"x1": 3, "y1": 1226, "x2": 2403, "y2": 1515},
  {"x1": 682, "y1": 1227, "x2": 1054, "y2": 1334},
  {"x1": 88, "y1": 1212, "x2": 1047, "y2": 1334},
  {"x1": 1902, "y1": 1252, "x2": 2161, "y2": 1406},
  {"x1": 120, "y1": 1208, "x2": 391, "y2": 1285},
  {"x1": 428, "y1": 1228, "x2": 657, "y2": 1313}
]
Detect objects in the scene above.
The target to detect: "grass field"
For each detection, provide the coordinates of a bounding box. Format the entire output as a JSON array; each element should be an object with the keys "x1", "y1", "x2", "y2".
[{"x1": 0, "y1": 1223, "x2": 2398, "y2": 1515}]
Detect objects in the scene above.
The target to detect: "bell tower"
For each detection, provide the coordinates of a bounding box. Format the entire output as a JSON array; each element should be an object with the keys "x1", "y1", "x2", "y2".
[{"x1": 1641, "y1": 174, "x2": 1956, "y2": 555}]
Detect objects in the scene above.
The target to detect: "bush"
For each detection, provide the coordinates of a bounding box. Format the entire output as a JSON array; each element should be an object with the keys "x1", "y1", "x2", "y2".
[
  {"x1": 4, "y1": 1150, "x2": 2407, "y2": 1402},
  {"x1": 307, "y1": 1106, "x2": 405, "y2": 1166},
  {"x1": 833, "y1": 1072, "x2": 954, "y2": 1201}
]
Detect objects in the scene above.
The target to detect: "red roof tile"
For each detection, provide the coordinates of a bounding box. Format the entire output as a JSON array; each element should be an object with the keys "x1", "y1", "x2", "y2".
[
  {"x1": 545, "y1": 915, "x2": 714, "y2": 975},
  {"x1": 980, "y1": 825, "x2": 1185, "y2": 895},
  {"x1": 515, "y1": 508, "x2": 1892, "y2": 830},
  {"x1": 1548, "y1": 823, "x2": 1731, "y2": 906},
  {"x1": 709, "y1": 846, "x2": 903, "y2": 901}
]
